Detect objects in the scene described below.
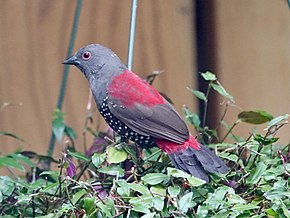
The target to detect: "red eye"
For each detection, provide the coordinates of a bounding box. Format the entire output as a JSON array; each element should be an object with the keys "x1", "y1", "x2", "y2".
[{"x1": 82, "y1": 51, "x2": 91, "y2": 60}]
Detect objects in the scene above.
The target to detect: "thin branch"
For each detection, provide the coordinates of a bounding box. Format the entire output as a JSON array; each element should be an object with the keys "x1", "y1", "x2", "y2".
[
  {"x1": 76, "y1": 159, "x2": 92, "y2": 181},
  {"x1": 220, "y1": 120, "x2": 240, "y2": 143},
  {"x1": 202, "y1": 82, "x2": 212, "y2": 128},
  {"x1": 278, "y1": 150, "x2": 290, "y2": 177}
]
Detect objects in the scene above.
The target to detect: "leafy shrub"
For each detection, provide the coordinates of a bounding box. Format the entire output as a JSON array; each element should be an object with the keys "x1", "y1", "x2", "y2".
[{"x1": 0, "y1": 72, "x2": 289, "y2": 217}]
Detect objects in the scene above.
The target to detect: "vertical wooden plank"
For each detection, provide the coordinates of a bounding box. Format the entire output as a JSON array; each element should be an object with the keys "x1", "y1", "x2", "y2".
[{"x1": 214, "y1": 0, "x2": 290, "y2": 142}]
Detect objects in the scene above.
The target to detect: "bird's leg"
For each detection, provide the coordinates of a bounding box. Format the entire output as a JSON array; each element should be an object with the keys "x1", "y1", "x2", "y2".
[
  {"x1": 133, "y1": 143, "x2": 142, "y2": 159},
  {"x1": 120, "y1": 136, "x2": 129, "y2": 143}
]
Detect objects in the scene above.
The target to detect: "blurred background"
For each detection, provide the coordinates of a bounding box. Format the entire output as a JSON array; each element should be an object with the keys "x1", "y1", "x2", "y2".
[{"x1": 0, "y1": 0, "x2": 289, "y2": 158}]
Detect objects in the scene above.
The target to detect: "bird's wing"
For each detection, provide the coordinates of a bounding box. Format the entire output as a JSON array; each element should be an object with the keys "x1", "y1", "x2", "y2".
[
  {"x1": 107, "y1": 70, "x2": 189, "y2": 144},
  {"x1": 108, "y1": 99, "x2": 189, "y2": 144}
]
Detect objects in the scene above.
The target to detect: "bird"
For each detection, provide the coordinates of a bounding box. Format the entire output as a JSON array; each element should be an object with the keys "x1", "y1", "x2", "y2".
[{"x1": 63, "y1": 44, "x2": 228, "y2": 182}]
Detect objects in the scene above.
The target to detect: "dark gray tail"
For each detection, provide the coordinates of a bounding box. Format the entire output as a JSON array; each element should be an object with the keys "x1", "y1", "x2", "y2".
[{"x1": 169, "y1": 144, "x2": 228, "y2": 182}]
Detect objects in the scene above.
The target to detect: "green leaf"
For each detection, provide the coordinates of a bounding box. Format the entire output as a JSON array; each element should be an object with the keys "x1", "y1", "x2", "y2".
[
  {"x1": 116, "y1": 180, "x2": 130, "y2": 197},
  {"x1": 107, "y1": 146, "x2": 128, "y2": 163},
  {"x1": 150, "y1": 185, "x2": 166, "y2": 196},
  {"x1": 52, "y1": 108, "x2": 66, "y2": 119},
  {"x1": 238, "y1": 110, "x2": 273, "y2": 124},
  {"x1": 16, "y1": 194, "x2": 32, "y2": 205},
  {"x1": 96, "y1": 201, "x2": 113, "y2": 218},
  {"x1": 268, "y1": 114, "x2": 289, "y2": 127},
  {"x1": 187, "y1": 176, "x2": 206, "y2": 187},
  {"x1": 265, "y1": 208, "x2": 277, "y2": 216},
  {"x1": 39, "y1": 171, "x2": 59, "y2": 176},
  {"x1": 132, "y1": 202, "x2": 151, "y2": 214},
  {"x1": 141, "y1": 173, "x2": 169, "y2": 185},
  {"x1": 106, "y1": 198, "x2": 116, "y2": 216},
  {"x1": 92, "y1": 152, "x2": 106, "y2": 168},
  {"x1": 167, "y1": 167, "x2": 190, "y2": 178},
  {"x1": 253, "y1": 133, "x2": 278, "y2": 145},
  {"x1": 232, "y1": 203, "x2": 259, "y2": 212},
  {"x1": 0, "y1": 176, "x2": 15, "y2": 197},
  {"x1": 130, "y1": 194, "x2": 154, "y2": 213},
  {"x1": 219, "y1": 152, "x2": 239, "y2": 162},
  {"x1": 196, "y1": 205, "x2": 209, "y2": 217},
  {"x1": 0, "y1": 157, "x2": 24, "y2": 171},
  {"x1": 187, "y1": 87, "x2": 207, "y2": 101},
  {"x1": 210, "y1": 82, "x2": 234, "y2": 102},
  {"x1": 152, "y1": 195, "x2": 164, "y2": 211},
  {"x1": 227, "y1": 192, "x2": 246, "y2": 204},
  {"x1": 183, "y1": 106, "x2": 201, "y2": 127},
  {"x1": 246, "y1": 162, "x2": 268, "y2": 184},
  {"x1": 201, "y1": 71, "x2": 217, "y2": 81},
  {"x1": 37, "y1": 214, "x2": 55, "y2": 218},
  {"x1": 279, "y1": 199, "x2": 290, "y2": 217},
  {"x1": 129, "y1": 194, "x2": 154, "y2": 206},
  {"x1": 10, "y1": 153, "x2": 35, "y2": 167},
  {"x1": 52, "y1": 110, "x2": 65, "y2": 143},
  {"x1": 67, "y1": 150, "x2": 90, "y2": 162},
  {"x1": 264, "y1": 180, "x2": 290, "y2": 200},
  {"x1": 263, "y1": 165, "x2": 284, "y2": 181},
  {"x1": 178, "y1": 192, "x2": 193, "y2": 213},
  {"x1": 168, "y1": 186, "x2": 180, "y2": 197},
  {"x1": 14, "y1": 180, "x2": 32, "y2": 190},
  {"x1": 84, "y1": 197, "x2": 96, "y2": 215},
  {"x1": 143, "y1": 147, "x2": 162, "y2": 161},
  {"x1": 211, "y1": 210, "x2": 234, "y2": 218},
  {"x1": 98, "y1": 165, "x2": 124, "y2": 177},
  {"x1": 26, "y1": 179, "x2": 46, "y2": 190},
  {"x1": 129, "y1": 183, "x2": 150, "y2": 195},
  {"x1": 123, "y1": 144, "x2": 138, "y2": 164},
  {"x1": 65, "y1": 125, "x2": 77, "y2": 140},
  {"x1": 72, "y1": 189, "x2": 87, "y2": 205},
  {"x1": 41, "y1": 181, "x2": 59, "y2": 194},
  {"x1": 141, "y1": 213, "x2": 156, "y2": 218},
  {"x1": 205, "y1": 186, "x2": 233, "y2": 209}
]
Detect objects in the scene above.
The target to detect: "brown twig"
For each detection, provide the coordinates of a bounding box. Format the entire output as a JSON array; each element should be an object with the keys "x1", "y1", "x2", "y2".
[{"x1": 278, "y1": 150, "x2": 290, "y2": 177}]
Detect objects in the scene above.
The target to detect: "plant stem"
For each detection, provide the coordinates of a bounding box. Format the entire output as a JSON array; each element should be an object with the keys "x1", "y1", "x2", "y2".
[
  {"x1": 76, "y1": 159, "x2": 92, "y2": 181},
  {"x1": 48, "y1": 0, "x2": 83, "y2": 158},
  {"x1": 202, "y1": 82, "x2": 212, "y2": 128},
  {"x1": 65, "y1": 180, "x2": 74, "y2": 206},
  {"x1": 32, "y1": 193, "x2": 35, "y2": 218},
  {"x1": 249, "y1": 142, "x2": 264, "y2": 169},
  {"x1": 278, "y1": 150, "x2": 290, "y2": 176},
  {"x1": 220, "y1": 120, "x2": 240, "y2": 143},
  {"x1": 56, "y1": 156, "x2": 64, "y2": 196},
  {"x1": 231, "y1": 134, "x2": 252, "y2": 170}
]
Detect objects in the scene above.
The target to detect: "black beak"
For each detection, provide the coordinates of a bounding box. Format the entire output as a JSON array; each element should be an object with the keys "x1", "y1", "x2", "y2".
[{"x1": 63, "y1": 55, "x2": 80, "y2": 65}]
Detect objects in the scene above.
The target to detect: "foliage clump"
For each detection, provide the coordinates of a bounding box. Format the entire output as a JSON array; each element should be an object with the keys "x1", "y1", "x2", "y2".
[{"x1": 0, "y1": 72, "x2": 289, "y2": 217}]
